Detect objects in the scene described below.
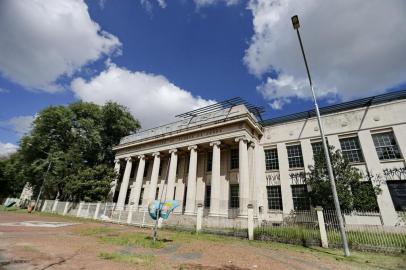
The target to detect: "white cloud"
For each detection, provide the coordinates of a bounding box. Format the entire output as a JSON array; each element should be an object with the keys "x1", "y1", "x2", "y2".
[
  {"x1": 0, "y1": 141, "x2": 18, "y2": 157},
  {"x1": 0, "y1": 115, "x2": 35, "y2": 135},
  {"x1": 157, "y1": 0, "x2": 167, "y2": 8},
  {"x1": 0, "y1": 0, "x2": 121, "y2": 92},
  {"x1": 244, "y1": 0, "x2": 406, "y2": 108},
  {"x1": 140, "y1": 0, "x2": 166, "y2": 13},
  {"x1": 71, "y1": 62, "x2": 214, "y2": 128},
  {"x1": 194, "y1": 0, "x2": 239, "y2": 7},
  {"x1": 0, "y1": 88, "x2": 10, "y2": 94}
]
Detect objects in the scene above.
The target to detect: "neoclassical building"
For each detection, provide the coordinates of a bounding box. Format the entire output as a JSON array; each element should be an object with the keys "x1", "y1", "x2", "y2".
[{"x1": 111, "y1": 91, "x2": 406, "y2": 226}]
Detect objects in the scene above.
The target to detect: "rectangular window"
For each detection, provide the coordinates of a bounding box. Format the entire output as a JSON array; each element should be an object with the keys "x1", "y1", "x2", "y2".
[
  {"x1": 311, "y1": 141, "x2": 323, "y2": 158},
  {"x1": 204, "y1": 185, "x2": 211, "y2": 207},
  {"x1": 138, "y1": 188, "x2": 144, "y2": 205},
  {"x1": 130, "y1": 162, "x2": 136, "y2": 178},
  {"x1": 387, "y1": 181, "x2": 406, "y2": 211},
  {"x1": 158, "y1": 161, "x2": 163, "y2": 176},
  {"x1": 229, "y1": 184, "x2": 240, "y2": 208},
  {"x1": 207, "y1": 153, "x2": 212, "y2": 172},
  {"x1": 372, "y1": 132, "x2": 402, "y2": 160},
  {"x1": 339, "y1": 136, "x2": 364, "y2": 163},
  {"x1": 230, "y1": 149, "x2": 239, "y2": 169},
  {"x1": 291, "y1": 185, "x2": 310, "y2": 210},
  {"x1": 143, "y1": 161, "x2": 150, "y2": 178},
  {"x1": 267, "y1": 186, "x2": 283, "y2": 210},
  {"x1": 265, "y1": 148, "x2": 279, "y2": 170},
  {"x1": 287, "y1": 144, "x2": 304, "y2": 169}
]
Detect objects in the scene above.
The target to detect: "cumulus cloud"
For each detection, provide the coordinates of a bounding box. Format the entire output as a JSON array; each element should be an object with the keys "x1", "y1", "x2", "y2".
[
  {"x1": 244, "y1": 0, "x2": 406, "y2": 108},
  {"x1": 71, "y1": 62, "x2": 214, "y2": 128},
  {"x1": 194, "y1": 0, "x2": 239, "y2": 7},
  {"x1": 0, "y1": 0, "x2": 121, "y2": 92},
  {"x1": 0, "y1": 141, "x2": 18, "y2": 157},
  {"x1": 0, "y1": 115, "x2": 35, "y2": 135}
]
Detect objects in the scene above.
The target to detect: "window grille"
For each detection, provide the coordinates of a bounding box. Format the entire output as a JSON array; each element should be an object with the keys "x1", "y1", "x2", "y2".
[
  {"x1": 291, "y1": 185, "x2": 310, "y2": 210},
  {"x1": 204, "y1": 185, "x2": 211, "y2": 207},
  {"x1": 229, "y1": 184, "x2": 240, "y2": 208},
  {"x1": 207, "y1": 153, "x2": 212, "y2": 172},
  {"x1": 267, "y1": 186, "x2": 283, "y2": 210},
  {"x1": 138, "y1": 188, "x2": 144, "y2": 205},
  {"x1": 287, "y1": 145, "x2": 304, "y2": 168},
  {"x1": 265, "y1": 148, "x2": 279, "y2": 170},
  {"x1": 372, "y1": 132, "x2": 402, "y2": 160},
  {"x1": 143, "y1": 161, "x2": 150, "y2": 177},
  {"x1": 339, "y1": 136, "x2": 364, "y2": 163},
  {"x1": 230, "y1": 149, "x2": 239, "y2": 169}
]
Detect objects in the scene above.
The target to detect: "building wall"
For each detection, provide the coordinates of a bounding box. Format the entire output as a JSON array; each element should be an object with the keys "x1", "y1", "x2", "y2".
[
  {"x1": 114, "y1": 99, "x2": 406, "y2": 226},
  {"x1": 260, "y1": 99, "x2": 406, "y2": 225}
]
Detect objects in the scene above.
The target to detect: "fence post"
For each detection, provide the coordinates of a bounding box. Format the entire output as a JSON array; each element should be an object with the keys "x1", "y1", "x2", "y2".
[
  {"x1": 52, "y1": 199, "x2": 59, "y2": 213},
  {"x1": 196, "y1": 203, "x2": 203, "y2": 233},
  {"x1": 41, "y1": 200, "x2": 47, "y2": 212},
  {"x1": 94, "y1": 202, "x2": 101, "y2": 220},
  {"x1": 63, "y1": 202, "x2": 70, "y2": 216},
  {"x1": 316, "y1": 206, "x2": 328, "y2": 248},
  {"x1": 76, "y1": 202, "x2": 83, "y2": 217},
  {"x1": 247, "y1": 204, "x2": 254, "y2": 240},
  {"x1": 127, "y1": 203, "x2": 134, "y2": 224}
]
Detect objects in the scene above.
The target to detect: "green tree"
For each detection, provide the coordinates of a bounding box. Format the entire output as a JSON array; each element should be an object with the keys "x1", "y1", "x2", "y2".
[
  {"x1": 0, "y1": 101, "x2": 139, "y2": 202},
  {"x1": 306, "y1": 147, "x2": 380, "y2": 211}
]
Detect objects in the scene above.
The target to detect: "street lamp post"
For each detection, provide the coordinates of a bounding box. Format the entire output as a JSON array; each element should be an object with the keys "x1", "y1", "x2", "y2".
[{"x1": 291, "y1": 15, "x2": 350, "y2": 256}]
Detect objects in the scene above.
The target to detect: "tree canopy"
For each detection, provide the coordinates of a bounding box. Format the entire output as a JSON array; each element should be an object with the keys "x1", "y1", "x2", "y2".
[
  {"x1": 306, "y1": 146, "x2": 380, "y2": 212},
  {"x1": 0, "y1": 101, "x2": 139, "y2": 202}
]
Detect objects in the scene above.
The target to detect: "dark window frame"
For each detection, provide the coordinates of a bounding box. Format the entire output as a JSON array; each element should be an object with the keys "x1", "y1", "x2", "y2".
[
  {"x1": 291, "y1": 184, "x2": 310, "y2": 210},
  {"x1": 265, "y1": 148, "x2": 279, "y2": 171},
  {"x1": 339, "y1": 136, "x2": 365, "y2": 163},
  {"x1": 230, "y1": 149, "x2": 239, "y2": 170},
  {"x1": 372, "y1": 132, "x2": 402, "y2": 160},
  {"x1": 229, "y1": 184, "x2": 240, "y2": 208},
  {"x1": 267, "y1": 186, "x2": 283, "y2": 210},
  {"x1": 287, "y1": 144, "x2": 305, "y2": 169}
]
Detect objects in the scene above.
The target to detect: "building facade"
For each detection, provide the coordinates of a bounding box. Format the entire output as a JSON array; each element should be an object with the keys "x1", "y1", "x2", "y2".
[{"x1": 112, "y1": 91, "x2": 406, "y2": 226}]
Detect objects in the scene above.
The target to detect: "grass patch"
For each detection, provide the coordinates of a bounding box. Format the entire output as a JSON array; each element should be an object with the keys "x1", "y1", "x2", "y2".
[
  {"x1": 255, "y1": 226, "x2": 406, "y2": 252},
  {"x1": 22, "y1": 245, "x2": 39, "y2": 253},
  {"x1": 100, "y1": 232, "x2": 165, "y2": 249},
  {"x1": 99, "y1": 252, "x2": 154, "y2": 266},
  {"x1": 79, "y1": 227, "x2": 117, "y2": 236}
]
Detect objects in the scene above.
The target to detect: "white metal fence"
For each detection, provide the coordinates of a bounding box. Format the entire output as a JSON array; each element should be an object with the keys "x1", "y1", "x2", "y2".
[{"x1": 3, "y1": 198, "x2": 405, "y2": 253}]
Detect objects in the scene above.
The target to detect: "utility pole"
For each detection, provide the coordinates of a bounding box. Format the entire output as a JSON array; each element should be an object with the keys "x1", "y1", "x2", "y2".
[{"x1": 291, "y1": 15, "x2": 350, "y2": 256}]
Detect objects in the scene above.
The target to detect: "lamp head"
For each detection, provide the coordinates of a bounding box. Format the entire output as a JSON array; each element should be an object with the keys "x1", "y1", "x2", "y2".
[{"x1": 291, "y1": 15, "x2": 300, "y2": 30}]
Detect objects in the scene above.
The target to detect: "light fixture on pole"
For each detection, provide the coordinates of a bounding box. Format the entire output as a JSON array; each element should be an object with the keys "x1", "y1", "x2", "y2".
[{"x1": 291, "y1": 15, "x2": 350, "y2": 256}]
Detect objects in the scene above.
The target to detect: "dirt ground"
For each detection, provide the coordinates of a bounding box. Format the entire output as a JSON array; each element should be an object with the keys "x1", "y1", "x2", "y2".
[{"x1": 0, "y1": 211, "x2": 405, "y2": 270}]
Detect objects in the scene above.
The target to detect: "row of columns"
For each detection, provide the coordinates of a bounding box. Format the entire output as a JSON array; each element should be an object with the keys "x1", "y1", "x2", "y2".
[{"x1": 113, "y1": 136, "x2": 254, "y2": 217}]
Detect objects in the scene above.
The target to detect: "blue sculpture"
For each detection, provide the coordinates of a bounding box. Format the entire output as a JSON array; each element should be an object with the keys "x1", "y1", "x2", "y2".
[{"x1": 148, "y1": 200, "x2": 179, "y2": 220}]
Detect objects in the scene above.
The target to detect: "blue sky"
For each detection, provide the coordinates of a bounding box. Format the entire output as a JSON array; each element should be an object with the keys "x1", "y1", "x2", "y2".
[{"x1": 1, "y1": 0, "x2": 406, "y2": 156}]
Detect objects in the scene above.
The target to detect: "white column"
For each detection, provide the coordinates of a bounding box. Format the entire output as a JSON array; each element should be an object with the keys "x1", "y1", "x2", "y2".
[
  {"x1": 116, "y1": 157, "x2": 133, "y2": 210},
  {"x1": 248, "y1": 142, "x2": 255, "y2": 206},
  {"x1": 166, "y1": 149, "x2": 178, "y2": 200},
  {"x1": 358, "y1": 130, "x2": 398, "y2": 225},
  {"x1": 185, "y1": 145, "x2": 198, "y2": 215},
  {"x1": 327, "y1": 135, "x2": 341, "y2": 151},
  {"x1": 147, "y1": 152, "x2": 160, "y2": 203},
  {"x1": 392, "y1": 125, "x2": 406, "y2": 159},
  {"x1": 63, "y1": 202, "x2": 69, "y2": 216},
  {"x1": 209, "y1": 141, "x2": 221, "y2": 216},
  {"x1": 236, "y1": 137, "x2": 250, "y2": 217},
  {"x1": 301, "y1": 139, "x2": 314, "y2": 173},
  {"x1": 94, "y1": 202, "x2": 101, "y2": 219},
  {"x1": 130, "y1": 155, "x2": 146, "y2": 210},
  {"x1": 277, "y1": 143, "x2": 294, "y2": 214},
  {"x1": 108, "y1": 159, "x2": 121, "y2": 201}
]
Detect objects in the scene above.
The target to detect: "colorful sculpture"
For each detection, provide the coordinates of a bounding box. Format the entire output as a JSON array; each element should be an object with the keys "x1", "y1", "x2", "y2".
[{"x1": 148, "y1": 200, "x2": 179, "y2": 220}]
